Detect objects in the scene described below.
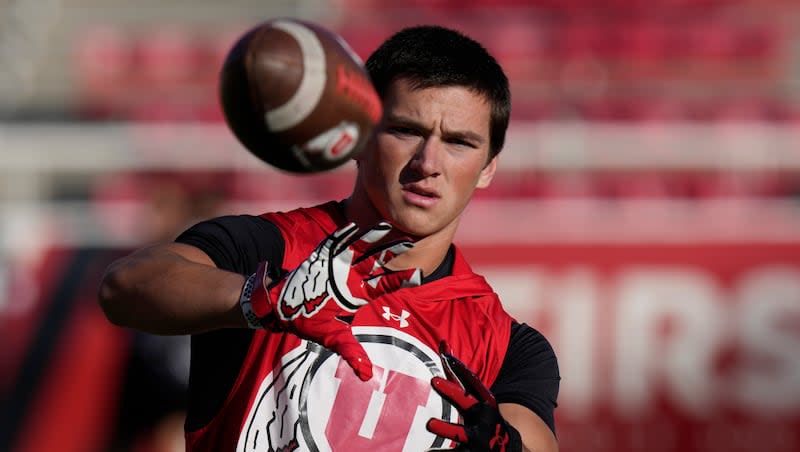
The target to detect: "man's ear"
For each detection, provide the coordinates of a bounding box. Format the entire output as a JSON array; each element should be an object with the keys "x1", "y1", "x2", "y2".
[{"x1": 476, "y1": 155, "x2": 498, "y2": 189}]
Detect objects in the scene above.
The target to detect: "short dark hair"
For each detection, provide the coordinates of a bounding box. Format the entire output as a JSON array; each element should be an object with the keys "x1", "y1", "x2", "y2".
[{"x1": 366, "y1": 25, "x2": 511, "y2": 159}]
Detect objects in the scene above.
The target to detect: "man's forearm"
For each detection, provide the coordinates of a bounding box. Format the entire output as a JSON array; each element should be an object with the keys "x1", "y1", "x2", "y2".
[{"x1": 98, "y1": 243, "x2": 248, "y2": 335}]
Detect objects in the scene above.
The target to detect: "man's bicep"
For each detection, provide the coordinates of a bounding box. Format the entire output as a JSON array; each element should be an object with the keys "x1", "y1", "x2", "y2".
[
  {"x1": 491, "y1": 323, "x2": 560, "y2": 433},
  {"x1": 106, "y1": 241, "x2": 216, "y2": 276},
  {"x1": 499, "y1": 403, "x2": 558, "y2": 452},
  {"x1": 160, "y1": 242, "x2": 217, "y2": 266}
]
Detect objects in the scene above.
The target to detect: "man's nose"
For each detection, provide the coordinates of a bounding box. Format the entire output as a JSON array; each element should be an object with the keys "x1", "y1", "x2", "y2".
[{"x1": 409, "y1": 137, "x2": 442, "y2": 177}]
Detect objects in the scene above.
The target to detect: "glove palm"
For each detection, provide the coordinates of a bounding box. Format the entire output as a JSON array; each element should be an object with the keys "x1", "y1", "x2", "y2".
[{"x1": 427, "y1": 341, "x2": 523, "y2": 452}]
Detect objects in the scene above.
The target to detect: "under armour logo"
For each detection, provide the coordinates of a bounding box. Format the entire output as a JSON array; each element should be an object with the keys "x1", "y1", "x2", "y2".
[{"x1": 381, "y1": 306, "x2": 410, "y2": 328}]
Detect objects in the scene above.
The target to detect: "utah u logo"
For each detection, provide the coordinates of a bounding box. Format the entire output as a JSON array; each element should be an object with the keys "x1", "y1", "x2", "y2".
[
  {"x1": 238, "y1": 329, "x2": 457, "y2": 451},
  {"x1": 326, "y1": 360, "x2": 431, "y2": 450}
]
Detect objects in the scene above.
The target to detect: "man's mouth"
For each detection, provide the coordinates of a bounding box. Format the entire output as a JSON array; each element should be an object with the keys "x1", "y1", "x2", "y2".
[
  {"x1": 401, "y1": 184, "x2": 440, "y2": 207},
  {"x1": 403, "y1": 184, "x2": 439, "y2": 198}
]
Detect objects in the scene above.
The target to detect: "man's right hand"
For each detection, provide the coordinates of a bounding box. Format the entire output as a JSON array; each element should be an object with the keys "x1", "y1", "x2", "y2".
[{"x1": 239, "y1": 222, "x2": 421, "y2": 381}]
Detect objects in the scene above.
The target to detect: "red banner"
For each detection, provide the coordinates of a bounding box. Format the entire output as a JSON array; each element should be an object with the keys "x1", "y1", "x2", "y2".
[{"x1": 463, "y1": 243, "x2": 800, "y2": 452}]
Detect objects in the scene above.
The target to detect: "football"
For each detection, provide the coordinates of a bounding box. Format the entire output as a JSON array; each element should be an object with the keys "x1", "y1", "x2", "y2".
[{"x1": 219, "y1": 19, "x2": 383, "y2": 173}]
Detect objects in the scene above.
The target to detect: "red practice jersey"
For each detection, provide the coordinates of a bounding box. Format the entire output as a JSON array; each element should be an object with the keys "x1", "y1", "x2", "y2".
[{"x1": 185, "y1": 202, "x2": 515, "y2": 451}]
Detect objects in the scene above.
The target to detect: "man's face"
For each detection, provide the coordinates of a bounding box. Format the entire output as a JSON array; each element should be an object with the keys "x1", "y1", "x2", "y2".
[{"x1": 356, "y1": 78, "x2": 497, "y2": 238}]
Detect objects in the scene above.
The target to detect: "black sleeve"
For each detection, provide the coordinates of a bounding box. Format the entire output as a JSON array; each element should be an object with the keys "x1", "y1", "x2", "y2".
[
  {"x1": 175, "y1": 215, "x2": 285, "y2": 432},
  {"x1": 175, "y1": 214, "x2": 283, "y2": 275},
  {"x1": 490, "y1": 322, "x2": 560, "y2": 435}
]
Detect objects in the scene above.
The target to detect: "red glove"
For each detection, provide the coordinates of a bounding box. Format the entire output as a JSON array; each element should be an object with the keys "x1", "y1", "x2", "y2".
[
  {"x1": 239, "y1": 222, "x2": 421, "y2": 381},
  {"x1": 426, "y1": 341, "x2": 523, "y2": 452}
]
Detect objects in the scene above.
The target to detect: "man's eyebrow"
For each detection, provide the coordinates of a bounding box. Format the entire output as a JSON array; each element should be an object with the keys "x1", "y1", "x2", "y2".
[
  {"x1": 384, "y1": 114, "x2": 485, "y2": 144},
  {"x1": 442, "y1": 129, "x2": 485, "y2": 145},
  {"x1": 384, "y1": 114, "x2": 427, "y2": 130}
]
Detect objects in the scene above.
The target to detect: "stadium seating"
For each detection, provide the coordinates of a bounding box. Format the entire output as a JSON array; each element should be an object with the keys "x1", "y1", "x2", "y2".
[
  {"x1": 70, "y1": 3, "x2": 792, "y2": 122},
  {"x1": 66, "y1": 1, "x2": 800, "y2": 201}
]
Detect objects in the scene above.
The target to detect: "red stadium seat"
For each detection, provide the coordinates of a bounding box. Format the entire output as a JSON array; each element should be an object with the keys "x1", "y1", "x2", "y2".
[
  {"x1": 472, "y1": 170, "x2": 547, "y2": 199},
  {"x1": 578, "y1": 98, "x2": 625, "y2": 121},
  {"x1": 556, "y1": 23, "x2": 611, "y2": 60},
  {"x1": 538, "y1": 173, "x2": 598, "y2": 199},
  {"x1": 483, "y1": 21, "x2": 554, "y2": 82},
  {"x1": 336, "y1": 24, "x2": 394, "y2": 61},
  {"x1": 626, "y1": 98, "x2": 690, "y2": 122},
  {"x1": 194, "y1": 28, "x2": 244, "y2": 90},
  {"x1": 134, "y1": 28, "x2": 200, "y2": 87},
  {"x1": 510, "y1": 102, "x2": 561, "y2": 121},
  {"x1": 73, "y1": 26, "x2": 134, "y2": 85},
  {"x1": 618, "y1": 22, "x2": 671, "y2": 61},
  {"x1": 230, "y1": 171, "x2": 322, "y2": 202},
  {"x1": 72, "y1": 26, "x2": 136, "y2": 117},
  {"x1": 733, "y1": 26, "x2": 780, "y2": 60},
  {"x1": 692, "y1": 172, "x2": 775, "y2": 198},
  {"x1": 128, "y1": 102, "x2": 196, "y2": 122},
  {"x1": 605, "y1": 171, "x2": 676, "y2": 199},
  {"x1": 682, "y1": 21, "x2": 740, "y2": 79},
  {"x1": 194, "y1": 100, "x2": 226, "y2": 123},
  {"x1": 612, "y1": 21, "x2": 674, "y2": 81},
  {"x1": 708, "y1": 99, "x2": 771, "y2": 122},
  {"x1": 769, "y1": 101, "x2": 800, "y2": 123}
]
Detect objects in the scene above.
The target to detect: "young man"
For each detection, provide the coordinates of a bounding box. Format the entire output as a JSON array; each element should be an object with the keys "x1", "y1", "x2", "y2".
[{"x1": 99, "y1": 25, "x2": 560, "y2": 452}]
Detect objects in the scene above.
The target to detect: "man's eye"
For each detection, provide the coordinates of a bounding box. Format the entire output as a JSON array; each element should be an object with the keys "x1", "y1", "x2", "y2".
[
  {"x1": 448, "y1": 139, "x2": 476, "y2": 148},
  {"x1": 389, "y1": 126, "x2": 417, "y2": 136}
]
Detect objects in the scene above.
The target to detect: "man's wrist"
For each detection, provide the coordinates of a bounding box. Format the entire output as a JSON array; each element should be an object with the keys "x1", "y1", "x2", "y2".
[
  {"x1": 239, "y1": 272, "x2": 263, "y2": 329},
  {"x1": 239, "y1": 263, "x2": 285, "y2": 331}
]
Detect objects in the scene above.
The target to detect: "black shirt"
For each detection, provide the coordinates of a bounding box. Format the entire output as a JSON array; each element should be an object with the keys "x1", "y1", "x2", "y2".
[{"x1": 176, "y1": 214, "x2": 560, "y2": 434}]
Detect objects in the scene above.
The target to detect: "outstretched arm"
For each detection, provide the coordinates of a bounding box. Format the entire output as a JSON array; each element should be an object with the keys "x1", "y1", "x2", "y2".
[
  {"x1": 99, "y1": 220, "x2": 421, "y2": 381},
  {"x1": 98, "y1": 242, "x2": 248, "y2": 335}
]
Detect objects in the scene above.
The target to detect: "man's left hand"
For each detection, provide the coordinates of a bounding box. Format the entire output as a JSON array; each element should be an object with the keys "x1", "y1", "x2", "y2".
[{"x1": 426, "y1": 341, "x2": 523, "y2": 452}]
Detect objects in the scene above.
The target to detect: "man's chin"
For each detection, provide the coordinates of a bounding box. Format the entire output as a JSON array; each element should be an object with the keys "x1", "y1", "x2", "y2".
[{"x1": 389, "y1": 211, "x2": 443, "y2": 240}]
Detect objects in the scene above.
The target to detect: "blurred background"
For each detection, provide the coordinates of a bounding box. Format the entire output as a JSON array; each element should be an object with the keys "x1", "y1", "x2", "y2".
[{"x1": 1, "y1": 0, "x2": 799, "y2": 451}]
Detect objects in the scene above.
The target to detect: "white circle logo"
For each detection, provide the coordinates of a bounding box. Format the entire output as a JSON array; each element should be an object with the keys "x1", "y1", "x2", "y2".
[{"x1": 237, "y1": 328, "x2": 456, "y2": 452}]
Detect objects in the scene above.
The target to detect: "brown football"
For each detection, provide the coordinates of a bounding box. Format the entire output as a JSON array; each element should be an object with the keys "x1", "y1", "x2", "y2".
[{"x1": 219, "y1": 19, "x2": 382, "y2": 173}]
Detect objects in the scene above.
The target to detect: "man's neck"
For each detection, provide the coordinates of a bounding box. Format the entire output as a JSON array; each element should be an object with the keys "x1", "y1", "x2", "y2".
[
  {"x1": 341, "y1": 195, "x2": 457, "y2": 278},
  {"x1": 389, "y1": 236, "x2": 453, "y2": 278}
]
